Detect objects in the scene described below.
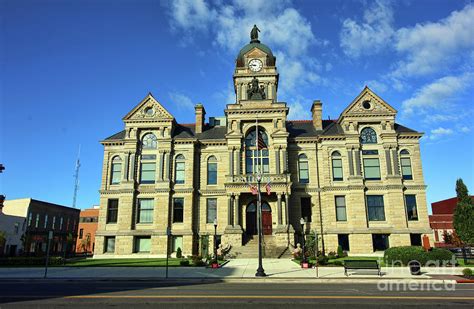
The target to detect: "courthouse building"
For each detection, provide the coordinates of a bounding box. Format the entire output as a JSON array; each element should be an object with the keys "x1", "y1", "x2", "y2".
[{"x1": 94, "y1": 28, "x2": 432, "y2": 258}]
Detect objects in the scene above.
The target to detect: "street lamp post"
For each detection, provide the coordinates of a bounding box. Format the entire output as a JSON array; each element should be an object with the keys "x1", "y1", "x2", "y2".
[
  {"x1": 255, "y1": 174, "x2": 266, "y2": 277},
  {"x1": 300, "y1": 218, "x2": 306, "y2": 265},
  {"x1": 213, "y1": 218, "x2": 218, "y2": 267}
]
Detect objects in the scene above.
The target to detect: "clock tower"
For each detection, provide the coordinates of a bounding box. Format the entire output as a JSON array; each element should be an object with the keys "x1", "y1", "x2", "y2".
[{"x1": 233, "y1": 25, "x2": 279, "y2": 104}]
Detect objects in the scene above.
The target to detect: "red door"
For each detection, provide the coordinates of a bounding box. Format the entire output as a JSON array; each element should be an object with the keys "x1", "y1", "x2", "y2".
[{"x1": 262, "y1": 209, "x2": 272, "y2": 235}]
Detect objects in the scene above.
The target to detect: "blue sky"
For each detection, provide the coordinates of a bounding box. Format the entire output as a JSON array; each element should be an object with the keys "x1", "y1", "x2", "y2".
[{"x1": 1, "y1": 0, "x2": 473, "y2": 211}]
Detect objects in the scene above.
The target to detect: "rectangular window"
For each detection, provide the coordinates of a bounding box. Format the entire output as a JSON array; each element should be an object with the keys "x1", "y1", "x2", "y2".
[
  {"x1": 173, "y1": 198, "x2": 184, "y2": 223},
  {"x1": 60, "y1": 217, "x2": 63, "y2": 230},
  {"x1": 299, "y1": 161, "x2": 309, "y2": 184},
  {"x1": 79, "y1": 228, "x2": 84, "y2": 239},
  {"x1": 367, "y1": 195, "x2": 385, "y2": 221},
  {"x1": 111, "y1": 162, "x2": 121, "y2": 184},
  {"x1": 134, "y1": 236, "x2": 151, "y2": 253},
  {"x1": 372, "y1": 234, "x2": 390, "y2": 251},
  {"x1": 206, "y1": 198, "x2": 217, "y2": 223},
  {"x1": 332, "y1": 158, "x2": 343, "y2": 181},
  {"x1": 172, "y1": 236, "x2": 183, "y2": 253},
  {"x1": 52, "y1": 216, "x2": 56, "y2": 229},
  {"x1": 44, "y1": 214, "x2": 48, "y2": 229},
  {"x1": 104, "y1": 236, "x2": 115, "y2": 253},
  {"x1": 401, "y1": 158, "x2": 413, "y2": 180},
  {"x1": 137, "y1": 198, "x2": 154, "y2": 224},
  {"x1": 300, "y1": 197, "x2": 312, "y2": 222},
  {"x1": 207, "y1": 162, "x2": 217, "y2": 185},
  {"x1": 14, "y1": 223, "x2": 19, "y2": 234},
  {"x1": 335, "y1": 196, "x2": 347, "y2": 221},
  {"x1": 410, "y1": 234, "x2": 422, "y2": 246},
  {"x1": 140, "y1": 162, "x2": 156, "y2": 184},
  {"x1": 107, "y1": 199, "x2": 119, "y2": 223},
  {"x1": 405, "y1": 195, "x2": 418, "y2": 221},
  {"x1": 363, "y1": 158, "x2": 381, "y2": 180},
  {"x1": 35, "y1": 214, "x2": 40, "y2": 228},
  {"x1": 338, "y1": 234, "x2": 350, "y2": 251},
  {"x1": 175, "y1": 162, "x2": 185, "y2": 184},
  {"x1": 28, "y1": 213, "x2": 33, "y2": 226}
]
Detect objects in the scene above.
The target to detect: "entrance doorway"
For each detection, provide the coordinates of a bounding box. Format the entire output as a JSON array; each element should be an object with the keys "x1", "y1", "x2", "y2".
[{"x1": 246, "y1": 201, "x2": 272, "y2": 236}]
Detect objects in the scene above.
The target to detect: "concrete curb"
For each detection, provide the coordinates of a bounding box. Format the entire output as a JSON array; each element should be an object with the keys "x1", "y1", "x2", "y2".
[{"x1": 0, "y1": 277, "x2": 458, "y2": 284}]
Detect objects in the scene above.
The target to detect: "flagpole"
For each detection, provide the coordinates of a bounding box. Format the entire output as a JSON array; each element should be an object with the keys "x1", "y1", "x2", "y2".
[{"x1": 255, "y1": 116, "x2": 266, "y2": 277}]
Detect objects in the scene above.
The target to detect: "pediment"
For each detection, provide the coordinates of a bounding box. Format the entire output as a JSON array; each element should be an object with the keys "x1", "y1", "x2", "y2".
[
  {"x1": 246, "y1": 47, "x2": 268, "y2": 58},
  {"x1": 339, "y1": 86, "x2": 397, "y2": 122},
  {"x1": 123, "y1": 93, "x2": 174, "y2": 121}
]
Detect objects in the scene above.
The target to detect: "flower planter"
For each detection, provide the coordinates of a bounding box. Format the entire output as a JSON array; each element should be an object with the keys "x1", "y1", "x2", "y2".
[
  {"x1": 211, "y1": 263, "x2": 219, "y2": 269},
  {"x1": 408, "y1": 260, "x2": 421, "y2": 275},
  {"x1": 301, "y1": 262, "x2": 311, "y2": 269}
]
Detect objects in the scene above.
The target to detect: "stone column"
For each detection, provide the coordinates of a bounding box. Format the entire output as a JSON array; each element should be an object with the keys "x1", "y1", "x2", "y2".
[
  {"x1": 234, "y1": 194, "x2": 240, "y2": 227},
  {"x1": 236, "y1": 148, "x2": 241, "y2": 175},
  {"x1": 242, "y1": 84, "x2": 247, "y2": 100},
  {"x1": 122, "y1": 153, "x2": 129, "y2": 181},
  {"x1": 285, "y1": 194, "x2": 290, "y2": 226},
  {"x1": 347, "y1": 149, "x2": 354, "y2": 176},
  {"x1": 385, "y1": 147, "x2": 393, "y2": 175},
  {"x1": 354, "y1": 149, "x2": 362, "y2": 176},
  {"x1": 229, "y1": 150, "x2": 234, "y2": 177},
  {"x1": 392, "y1": 149, "x2": 400, "y2": 175},
  {"x1": 164, "y1": 152, "x2": 170, "y2": 180},
  {"x1": 227, "y1": 195, "x2": 233, "y2": 227},
  {"x1": 158, "y1": 152, "x2": 164, "y2": 181},
  {"x1": 282, "y1": 148, "x2": 288, "y2": 173},
  {"x1": 275, "y1": 148, "x2": 280, "y2": 174},
  {"x1": 129, "y1": 153, "x2": 136, "y2": 181},
  {"x1": 277, "y1": 193, "x2": 282, "y2": 225}
]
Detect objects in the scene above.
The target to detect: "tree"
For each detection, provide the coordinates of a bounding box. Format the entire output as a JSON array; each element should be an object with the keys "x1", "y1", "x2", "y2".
[
  {"x1": 0, "y1": 231, "x2": 6, "y2": 256},
  {"x1": 80, "y1": 233, "x2": 91, "y2": 253},
  {"x1": 453, "y1": 179, "x2": 474, "y2": 246}
]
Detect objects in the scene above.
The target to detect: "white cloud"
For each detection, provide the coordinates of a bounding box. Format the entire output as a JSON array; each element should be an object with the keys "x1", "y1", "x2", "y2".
[
  {"x1": 392, "y1": 4, "x2": 474, "y2": 78},
  {"x1": 169, "y1": 92, "x2": 195, "y2": 110},
  {"x1": 364, "y1": 80, "x2": 388, "y2": 93},
  {"x1": 401, "y1": 72, "x2": 473, "y2": 116},
  {"x1": 167, "y1": 0, "x2": 324, "y2": 98},
  {"x1": 429, "y1": 127, "x2": 453, "y2": 140},
  {"x1": 460, "y1": 126, "x2": 471, "y2": 133},
  {"x1": 339, "y1": 0, "x2": 395, "y2": 58},
  {"x1": 287, "y1": 96, "x2": 310, "y2": 120}
]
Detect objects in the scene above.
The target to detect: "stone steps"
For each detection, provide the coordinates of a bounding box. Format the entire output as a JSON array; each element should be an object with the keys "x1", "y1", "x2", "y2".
[{"x1": 230, "y1": 237, "x2": 291, "y2": 258}]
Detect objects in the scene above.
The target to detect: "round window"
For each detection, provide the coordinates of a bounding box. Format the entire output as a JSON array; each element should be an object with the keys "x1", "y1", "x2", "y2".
[
  {"x1": 145, "y1": 107, "x2": 154, "y2": 115},
  {"x1": 362, "y1": 100, "x2": 371, "y2": 110}
]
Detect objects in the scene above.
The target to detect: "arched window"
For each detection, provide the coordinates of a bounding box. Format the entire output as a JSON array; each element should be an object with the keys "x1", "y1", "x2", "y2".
[
  {"x1": 175, "y1": 154, "x2": 185, "y2": 184},
  {"x1": 245, "y1": 127, "x2": 269, "y2": 174},
  {"x1": 331, "y1": 151, "x2": 343, "y2": 181},
  {"x1": 110, "y1": 156, "x2": 122, "y2": 184},
  {"x1": 400, "y1": 149, "x2": 413, "y2": 180},
  {"x1": 207, "y1": 156, "x2": 217, "y2": 185},
  {"x1": 360, "y1": 127, "x2": 377, "y2": 144},
  {"x1": 142, "y1": 133, "x2": 157, "y2": 149},
  {"x1": 298, "y1": 154, "x2": 309, "y2": 184}
]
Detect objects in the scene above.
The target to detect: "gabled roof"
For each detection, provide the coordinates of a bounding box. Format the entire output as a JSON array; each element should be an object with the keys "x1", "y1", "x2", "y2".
[{"x1": 122, "y1": 93, "x2": 174, "y2": 121}]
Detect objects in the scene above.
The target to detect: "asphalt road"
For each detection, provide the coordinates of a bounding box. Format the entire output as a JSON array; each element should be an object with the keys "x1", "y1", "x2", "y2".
[{"x1": 0, "y1": 279, "x2": 473, "y2": 308}]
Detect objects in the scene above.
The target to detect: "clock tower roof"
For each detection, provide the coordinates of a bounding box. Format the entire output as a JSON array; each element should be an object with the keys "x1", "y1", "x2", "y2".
[{"x1": 236, "y1": 25, "x2": 275, "y2": 67}]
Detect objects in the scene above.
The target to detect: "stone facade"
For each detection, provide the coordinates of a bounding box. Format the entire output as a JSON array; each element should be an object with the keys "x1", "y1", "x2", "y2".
[{"x1": 94, "y1": 33, "x2": 432, "y2": 258}]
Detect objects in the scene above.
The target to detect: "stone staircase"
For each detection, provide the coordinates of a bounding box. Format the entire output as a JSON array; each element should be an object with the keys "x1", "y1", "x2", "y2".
[{"x1": 230, "y1": 236, "x2": 292, "y2": 259}]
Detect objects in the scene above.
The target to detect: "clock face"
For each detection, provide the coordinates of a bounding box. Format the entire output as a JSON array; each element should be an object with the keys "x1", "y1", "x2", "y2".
[{"x1": 248, "y1": 59, "x2": 263, "y2": 72}]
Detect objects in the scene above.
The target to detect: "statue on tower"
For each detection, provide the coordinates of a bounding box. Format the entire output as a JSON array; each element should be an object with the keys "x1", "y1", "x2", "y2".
[
  {"x1": 247, "y1": 77, "x2": 266, "y2": 100},
  {"x1": 250, "y1": 24, "x2": 260, "y2": 42}
]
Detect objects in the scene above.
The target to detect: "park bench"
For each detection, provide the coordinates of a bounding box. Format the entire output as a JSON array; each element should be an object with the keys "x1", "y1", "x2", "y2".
[{"x1": 344, "y1": 260, "x2": 381, "y2": 276}]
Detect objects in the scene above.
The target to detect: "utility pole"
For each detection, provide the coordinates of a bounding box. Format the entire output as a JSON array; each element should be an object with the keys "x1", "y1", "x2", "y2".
[{"x1": 72, "y1": 145, "x2": 81, "y2": 209}]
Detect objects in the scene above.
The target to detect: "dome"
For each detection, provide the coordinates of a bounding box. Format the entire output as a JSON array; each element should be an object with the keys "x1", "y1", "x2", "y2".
[{"x1": 236, "y1": 41, "x2": 275, "y2": 67}]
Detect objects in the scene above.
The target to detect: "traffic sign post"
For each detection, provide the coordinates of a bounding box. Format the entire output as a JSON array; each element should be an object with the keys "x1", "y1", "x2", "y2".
[
  {"x1": 165, "y1": 227, "x2": 171, "y2": 279},
  {"x1": 44, "y1": 230, "x2": 53, "y2": 279}
]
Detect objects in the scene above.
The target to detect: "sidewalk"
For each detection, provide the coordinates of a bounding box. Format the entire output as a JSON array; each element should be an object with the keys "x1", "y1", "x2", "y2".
[{"x1": 0, "y1": 259, "x2": 464, "y2": 282}]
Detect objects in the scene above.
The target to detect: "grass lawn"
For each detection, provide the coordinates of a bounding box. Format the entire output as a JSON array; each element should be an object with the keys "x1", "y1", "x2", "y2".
[{"x1": 457, "y1": 259, "x2": 474, "y2": 268}]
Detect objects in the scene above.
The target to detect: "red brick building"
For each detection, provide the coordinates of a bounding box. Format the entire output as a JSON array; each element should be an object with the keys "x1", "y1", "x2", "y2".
[
  {"x1": 76, "y1": 206, "x2": 99, "y2": 254},
  {"x1": 429, "y1": 196, "x2": 474, "y2": 247}
]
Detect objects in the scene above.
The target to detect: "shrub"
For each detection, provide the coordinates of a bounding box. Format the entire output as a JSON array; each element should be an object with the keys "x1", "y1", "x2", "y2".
[
  {"x1": 332, "y1": 260, "x2": 343, "y2": 266},
  {"x1": 327, "y1": 251, "x2": 337, "y2": 260},
  {"x1": 317, "y1": 255, "x2": 329, "y2": 265},
  {"x1": 0, "y1": 257, "x2": 64, "y2": 266},
  {"x1": 176, "y1": 247, "x2": 182, "y2": 259},
  {"x1": 462, "y1": 268, "x2": 472, "y2": 277},
  {"x1": 337, "y1": 245, "x2": 344, "y2": 258},
  {"x1": 384, "y1": 246, "x2": 454, "y2": 266},
  {"x1": 179, "y1": 260, "x2": 190, "y2": 266}
]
